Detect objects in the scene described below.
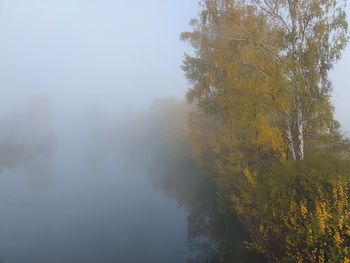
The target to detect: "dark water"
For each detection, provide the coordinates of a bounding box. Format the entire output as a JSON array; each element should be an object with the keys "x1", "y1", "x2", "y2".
[{"x1": 0, "y1": 125, "x2": 263, "y2": 263}]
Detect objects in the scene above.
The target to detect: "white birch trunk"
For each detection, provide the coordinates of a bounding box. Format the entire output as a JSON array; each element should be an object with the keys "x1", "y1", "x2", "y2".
[
  {"x1": 284, "y1": 112, "x2": 296, "y2": 160},
  {"x1": 296, "y1": 105, "x2": 304, "y2": 160}
]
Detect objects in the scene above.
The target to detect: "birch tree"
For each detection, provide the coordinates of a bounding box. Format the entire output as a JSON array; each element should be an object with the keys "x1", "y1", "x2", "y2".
[
  {"x1": 182, "y1": 0, "x2": 348, "y2": 160},
  {"x1": 182, "y1": 1, "x2": 287, "y2": 166},
  {"x1": 254, "y1": 0, "x2": 348, "y2": 160}
]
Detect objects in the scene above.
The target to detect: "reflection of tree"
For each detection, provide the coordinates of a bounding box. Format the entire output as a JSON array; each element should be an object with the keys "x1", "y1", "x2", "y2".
[
  {"x1": 148, "y1": 153, "x2": 264, "y2": 262},
  {"x1": 186, "y1": 193, "x2": 265, "y2": 263},
  {"x1": 146, "y1": 98, "x2": 265, "y2": 263}
]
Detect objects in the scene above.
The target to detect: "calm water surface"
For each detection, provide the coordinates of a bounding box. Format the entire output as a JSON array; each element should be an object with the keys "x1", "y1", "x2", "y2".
[
  {"x1": 0, "y1": 134, "x2": 191, "y2": 263},
  {"x1": 0, "y1": 123, "x2": 261, "y2": 263}
]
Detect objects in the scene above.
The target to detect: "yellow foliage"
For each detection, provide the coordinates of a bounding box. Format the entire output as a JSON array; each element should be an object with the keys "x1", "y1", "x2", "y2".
[
  {"x1": 253, "y1": 114, "x2": 286, "y2": 159},
  {"x1": 300, "y1": 200, "x2": 308, "y2": 220},
  {"x1": 316, "y1": 200, "x2": 329, "y2": 235},
  {"x1": 242, "y1": 168, "x2": 255, "y2": 186}
]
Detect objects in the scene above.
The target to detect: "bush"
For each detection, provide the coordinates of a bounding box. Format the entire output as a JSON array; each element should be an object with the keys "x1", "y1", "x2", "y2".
[{"x1": 242, "y1": 154, "x2": 350, "y2": 262}]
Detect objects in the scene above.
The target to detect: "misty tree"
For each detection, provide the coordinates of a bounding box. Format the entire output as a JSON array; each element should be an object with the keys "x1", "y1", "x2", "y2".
[
  {"x1": 181, "y1": 0, "x2": 348, "y2": 160},
  {"x1": 181, "y1": 0, "x2": 350, "y2": 261},
  {"x1": 254, "y1": 0, "x2": 348, "y2": 160}
]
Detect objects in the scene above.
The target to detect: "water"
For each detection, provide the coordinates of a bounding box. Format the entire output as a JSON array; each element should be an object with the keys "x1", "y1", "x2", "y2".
[
  {"x1": 0, "y1": 136, "x2": 190, "y2": 263},
  {"x1": 0, "y1": 119, "x2": 263, "y2": 263}
]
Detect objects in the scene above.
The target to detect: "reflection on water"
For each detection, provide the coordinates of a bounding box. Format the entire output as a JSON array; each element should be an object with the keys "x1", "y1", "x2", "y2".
[
  {"x1": 147, "y1": 135, "x2": 265, "y2": 263},
  {"x1": 0, "y1": 104, "x2": 192, "y2": 263},
  {"x1": 0, "y1": 99, "x2": 264, "y2": 262},
  {"x1": 144, "y1": 99, "x2": 265, "y2": 263},
  {"x1": 0, "y1": 138, "x2": 190, "y2": 263}
]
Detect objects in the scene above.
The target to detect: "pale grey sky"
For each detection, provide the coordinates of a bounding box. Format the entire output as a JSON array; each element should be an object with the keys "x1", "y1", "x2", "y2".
[
  {"x1": 0, "y1": 0, "x2": 197, "y2": 113},
  {"x1": 331, "y1": 1, "x2": 350, "y2": 133},
  {"x1": 0, "y1": 0, "x2": 349, "y2": 131}
]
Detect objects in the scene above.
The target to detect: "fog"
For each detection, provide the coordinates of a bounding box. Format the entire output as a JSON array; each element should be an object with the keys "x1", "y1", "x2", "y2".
[
  {"x1": 0, "y1": 0, "x2": 198, "y2": 113},
  {"x1": 0, "y1": 1, "x2": 213, "y2": 262},
  {"x1": 0, "y1": 1, "x2": 349, "y2": 262},
  {"x1": 0, "y1": 0, "x2": 349, "y2": 127}
]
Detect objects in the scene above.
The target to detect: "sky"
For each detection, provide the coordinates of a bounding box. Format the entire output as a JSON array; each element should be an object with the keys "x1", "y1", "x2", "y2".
[
  {"x1": 331, "y1": 0, "x2": 350, "y2": 133},
  {"x1": 0, "y1": 0, "x2": 349, "y2": 131},
  {"x1": 0, "y1": 0, "x2": 198, "y2": 113}
]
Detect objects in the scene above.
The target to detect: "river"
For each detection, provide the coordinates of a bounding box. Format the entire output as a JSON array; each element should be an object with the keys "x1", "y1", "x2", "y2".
[{"x1": 0, "y1": 113, "x2": 263, "y2": 263}]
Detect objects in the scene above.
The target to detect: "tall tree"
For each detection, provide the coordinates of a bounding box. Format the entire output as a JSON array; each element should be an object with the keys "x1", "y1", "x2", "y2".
[
  {"x1": 182, "y1": 1, "x2": 286, "y2": 166},
  {"x1": 182, "y1": 0, "x2": 348, "y2": 160},
  {"x1": 255, "y1": 0, "x2": 348, "y2": 160}
]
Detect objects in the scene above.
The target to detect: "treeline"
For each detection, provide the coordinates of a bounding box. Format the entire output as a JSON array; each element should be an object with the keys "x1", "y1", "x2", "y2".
[
  {"x1": 176, "y1": 0, "x2": 350, "y2": 262},
  {"x1": 0, "y1": 97, "x2": 55, "y2": 168}
]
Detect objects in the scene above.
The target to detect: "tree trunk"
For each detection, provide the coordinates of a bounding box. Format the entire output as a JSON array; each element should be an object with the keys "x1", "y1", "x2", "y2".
[
  {"x1": 296, "y1": 105, "x2": 304, "y2": 160},
  {"x1": 284, "y1": 112, "x2": 296, "y2": 160}
]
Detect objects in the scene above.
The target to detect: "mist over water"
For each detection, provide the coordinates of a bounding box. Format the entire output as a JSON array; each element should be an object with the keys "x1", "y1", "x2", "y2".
[
  {"x1": 0, "y1": 96, "x2": 263, "y2": 262},
  {"x1": 0, "y1": 0, "x2": 192, "y2": 256},
  {"x1": 0, "y1": 101, "x2": 191, "y2": 263},
  {"x1": 0, "y1": 1, "x2": 349, "y2": 262},
  {"x1": 0, "y1": 1, "x2": 198, "y2": 261}
]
